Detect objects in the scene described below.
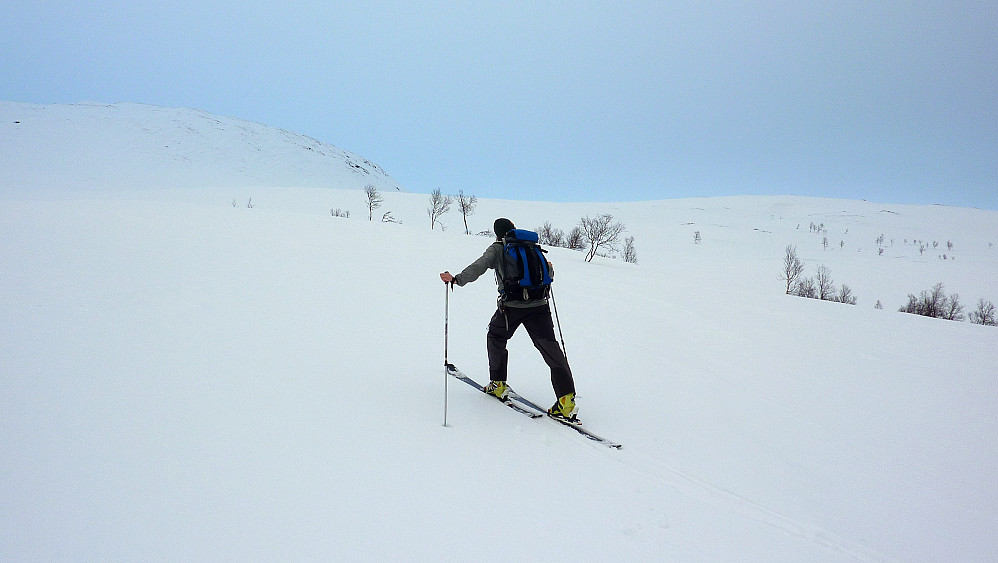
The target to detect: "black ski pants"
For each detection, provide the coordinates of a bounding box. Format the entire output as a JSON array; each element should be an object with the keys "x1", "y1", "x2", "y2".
[{"x1": 487, "y1": 304, "x2": 575, "y2": 399}]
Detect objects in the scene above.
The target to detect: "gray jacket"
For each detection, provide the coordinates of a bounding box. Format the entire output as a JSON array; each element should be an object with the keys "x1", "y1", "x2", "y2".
[{"x1": 453, "y1": 241, "x2": 552, "y2": 308}]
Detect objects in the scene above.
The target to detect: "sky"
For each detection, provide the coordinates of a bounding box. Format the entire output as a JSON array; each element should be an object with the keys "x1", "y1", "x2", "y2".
[{"x1": 2, "y1": 1, "x2": 996, "y2": 209}]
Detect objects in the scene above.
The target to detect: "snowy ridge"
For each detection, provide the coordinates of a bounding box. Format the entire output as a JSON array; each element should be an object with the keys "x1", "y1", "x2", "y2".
[{"x1": 0, "y1": 101, "x2": 403, "y2": 194}]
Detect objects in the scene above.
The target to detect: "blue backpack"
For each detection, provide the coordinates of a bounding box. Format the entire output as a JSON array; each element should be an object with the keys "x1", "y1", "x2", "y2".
[{"x1": 499, "y1": 229, "x2": 552, "y2": 301}]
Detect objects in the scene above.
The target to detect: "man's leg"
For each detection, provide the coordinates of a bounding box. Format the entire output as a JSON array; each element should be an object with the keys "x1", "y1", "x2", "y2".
[
  {"x1": 486, "y1": 307, "x2": 520, "y2": 382},
  {"x1": 522, "y1": 305, "x2": 575, "y2": 398}
]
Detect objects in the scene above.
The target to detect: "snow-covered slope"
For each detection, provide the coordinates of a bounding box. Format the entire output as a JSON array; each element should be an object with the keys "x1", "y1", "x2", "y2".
[
  {"x1": 2, "y1": 185, "x2": 996, "y2": 561},
  {"x1": 0, "y1": 101, "x2": 402, "y2": 194}
]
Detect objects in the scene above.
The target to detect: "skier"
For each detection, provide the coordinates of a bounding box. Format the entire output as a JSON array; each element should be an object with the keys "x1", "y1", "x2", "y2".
[{"x1": 439, "y1": 218, "x2": 578, "y2": 420}]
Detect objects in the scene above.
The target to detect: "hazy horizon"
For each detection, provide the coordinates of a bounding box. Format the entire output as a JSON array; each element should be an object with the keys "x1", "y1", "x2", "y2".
[{"x1": 3, "y1": 2, "x2": 995, "y2": 209}]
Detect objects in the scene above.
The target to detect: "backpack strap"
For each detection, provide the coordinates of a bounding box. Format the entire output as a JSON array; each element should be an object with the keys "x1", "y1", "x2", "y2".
[
  {"x1": 515, "y1": 245, "x2": 533, "y2": 287},
  {"x1": 492, "y1": 241, "x2": 507, "y2": 288}
]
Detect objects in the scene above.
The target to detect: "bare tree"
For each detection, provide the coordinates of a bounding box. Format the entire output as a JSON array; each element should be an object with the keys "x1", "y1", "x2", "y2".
[
  {"x1": 427, "y1": 188, "x2": 452, "y2": 230},
  {"x1": 795, "y1": 277, "x2": 817, "y2": 298},
  {"x1": 566, "y1": 226, "x2": 585, "y2": 250},
  {"x1": 790, "y1": 264, "x2": 858, "y2": 305},
  {"x1": 970, "y1": 299, "x2": 997, "y2": 326},
  {"x1": 816, "y1": 265, "x2": 835, "y2": 300},
  {"x1": 836, "y1": 284, "x2": 857, "y2": 305},
  {"x1": 899, "y1": 283, "x2": 953, "y2": 319},
  {"x1": 943, "y1": 293, "x2": 965, "y2": 321},
  {"x1": 537, "y1": 221, "x2": 565, "y2": 247},
  {"x1": 456, "y1": 190, "x2": 477, "y2": 234},
  {"x1": 364, "y1": 185, "x2": 383, "y2": 221},
  {"x1": 579, "y1": 214, "x2": 626, "y2": 262},
  {"x1": 907, "y1": 294, "x2": 932, "y2": 316},
  {"x1": 781, "y1": 245, "x2": 804, "y2": 294},
  {"x1": 924, "y1": 283, "x2": 948, "y2": 317},
  {"x1": 623, "y1": 236, "x2": 638, "y2": 264}
]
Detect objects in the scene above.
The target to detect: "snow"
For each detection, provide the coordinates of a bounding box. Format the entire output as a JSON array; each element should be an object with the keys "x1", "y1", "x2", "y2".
[
  {"x1": 2, "y1": 103, "x2": 998, "y2": 561},
  {"x1": 0, "y1": 101, "x2": 403, "y2": 195}
]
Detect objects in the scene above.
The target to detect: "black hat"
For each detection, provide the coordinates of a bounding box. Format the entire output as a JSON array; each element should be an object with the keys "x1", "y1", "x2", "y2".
[{"x1": 493, "y1": 218, "x2": 514, "y2": 239}]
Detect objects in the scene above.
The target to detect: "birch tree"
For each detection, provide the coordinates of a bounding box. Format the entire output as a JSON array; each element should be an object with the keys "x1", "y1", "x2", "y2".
[
  {"x1": 427, "y1": 188, "x2": 452, "y2": 230},
  {"x1": 579, "y1": 214, "x2": 626, "y2": 262}
]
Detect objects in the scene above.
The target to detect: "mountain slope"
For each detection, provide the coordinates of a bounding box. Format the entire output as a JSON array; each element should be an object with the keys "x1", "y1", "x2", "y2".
[
  {"x1": 2, "y1": 187, "x2": 996, "y2": 561},
  {"x1": 0, "y1": 101, "x2": 402, "y2": 193}
]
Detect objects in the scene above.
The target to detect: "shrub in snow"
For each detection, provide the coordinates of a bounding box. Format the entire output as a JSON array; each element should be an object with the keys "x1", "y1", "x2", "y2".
[
  {"x1": 789, "y1": 263, "x2": 857, "y2": 305},
  {"x1": 623, "y1": 236, "x2": 637, "y2": 264},
  {"x1": 836, "y1": 284, "x2": 858, "y2": 305},
  {"x1": 898, "y1": 283, "x2": 964, "y2": 321},
  {"x1": 566, "y1": 226, "x2": 585, "y2": 250},
  {"x1": 537, "y1": 221, "x2": 565, "y2": 247},
  {"x1": 816, "y1": 265, "x2": 835, "y2": 300},
  {"x1": 969, "y1": 299, "x2": 997, "y2": 326},
  {"x1": 795, "y1": 277, "x2": 817, "y2": 299}
]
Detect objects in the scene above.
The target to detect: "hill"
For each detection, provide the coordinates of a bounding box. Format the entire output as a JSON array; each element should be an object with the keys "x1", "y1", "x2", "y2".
[
  {"x1": 0, "y1": 101, "x2": 402, "y2": 194},
  {"x1": 2, "y1": 184, "x2": 997, "y2": 561}
]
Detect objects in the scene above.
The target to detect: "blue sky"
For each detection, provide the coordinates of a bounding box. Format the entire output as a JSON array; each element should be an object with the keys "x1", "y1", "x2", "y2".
[{"x1": 2, "y1": 1, "x2": 996, "y2": 209}]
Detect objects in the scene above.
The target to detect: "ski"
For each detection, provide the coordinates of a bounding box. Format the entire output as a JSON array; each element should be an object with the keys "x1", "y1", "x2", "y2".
[
  {"x1": 445, "y1": 363, "x2": 542, "y2": 419},
  {"x1": 545, "y1": 414, "x2": 622, "y2": 449},
  {"x1": 505, "y1": 389, "x2": 547, "y2": 414},
  {"x1": 446, "y1": 363, "x2": 622, "y2": 449},
  {"x1": 507, "y1": 390, "x2": 623, "y2": 449}
]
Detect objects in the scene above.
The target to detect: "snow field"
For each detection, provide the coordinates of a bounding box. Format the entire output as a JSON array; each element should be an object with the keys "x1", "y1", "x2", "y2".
[{"x1": 2, "y1": 187, "x2": 997, "y2": 561}]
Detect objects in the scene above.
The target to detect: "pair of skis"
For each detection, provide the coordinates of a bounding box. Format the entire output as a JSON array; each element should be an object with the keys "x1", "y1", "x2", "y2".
[{"x1": 445, "y1": 363, "x2": 622, "y2": 449}]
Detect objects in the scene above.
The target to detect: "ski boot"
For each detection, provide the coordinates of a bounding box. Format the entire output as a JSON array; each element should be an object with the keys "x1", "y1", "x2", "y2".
[
  {"x1": 484, "y1": 380, "x2": 509, "y2": 401},
  {"x1": 548, "y1": 393, "x2": 578, "y2": 422}
]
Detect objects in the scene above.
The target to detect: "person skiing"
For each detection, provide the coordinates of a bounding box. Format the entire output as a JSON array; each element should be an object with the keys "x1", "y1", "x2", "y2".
[{"x1": 439, "y1": 218, "x2": 577, "y2": 420}]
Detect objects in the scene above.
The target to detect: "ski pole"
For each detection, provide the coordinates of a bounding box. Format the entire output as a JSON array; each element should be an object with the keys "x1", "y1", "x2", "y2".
[
  {"x1": 443, "y1": 281, "x2": 450, "y2": 427},
  {"x1": 549, "y1": 286, "x2": 568, "y2": 362}
]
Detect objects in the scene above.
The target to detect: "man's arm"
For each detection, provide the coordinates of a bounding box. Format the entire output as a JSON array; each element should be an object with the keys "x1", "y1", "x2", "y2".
[{"x1": 440, "y1": 243, "x2": 500, "y2": 287}]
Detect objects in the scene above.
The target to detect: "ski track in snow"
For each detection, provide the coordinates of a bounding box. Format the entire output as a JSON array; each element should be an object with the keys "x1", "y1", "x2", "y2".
[{"x1": 616, "y1": 450, "x2": 881, "y2": 561}]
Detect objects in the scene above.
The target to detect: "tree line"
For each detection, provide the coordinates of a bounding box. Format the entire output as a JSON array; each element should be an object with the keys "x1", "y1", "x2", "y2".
[
  {"x1": 781, "y1": 244, "x2": 995, "y2": 326},
  {"x1": 781, "y1": 245, "x2": 857, "y2": 304},
  {"x1": 335, "y1": 186, "x2": 638, "y2": 264},
  {"x1": 536, "y1": 216, "x2": 637, "y2": 264}
]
